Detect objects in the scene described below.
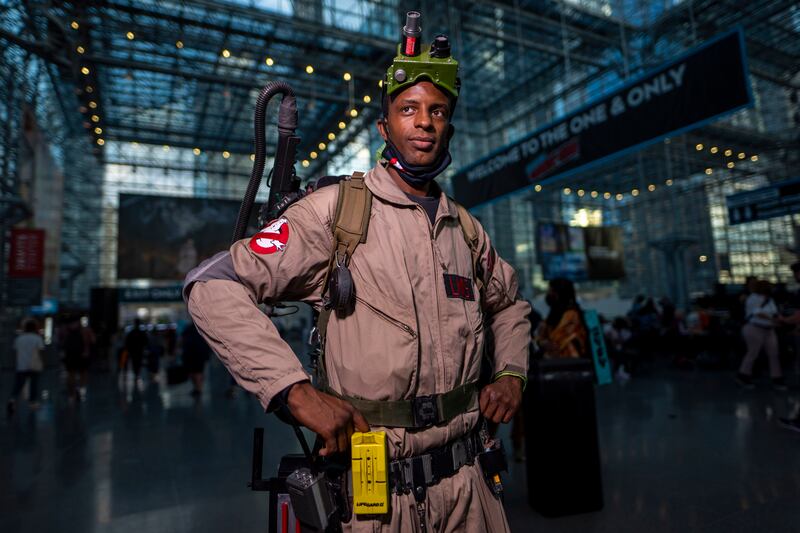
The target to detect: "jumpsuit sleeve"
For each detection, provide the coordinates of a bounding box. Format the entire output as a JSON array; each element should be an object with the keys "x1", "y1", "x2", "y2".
[
  {"x1": 471, "y1": 215, "x2": 531, "y2": 381},
  {"x1": 183, "y1": 195, "x2": 334, "y2": 410}
]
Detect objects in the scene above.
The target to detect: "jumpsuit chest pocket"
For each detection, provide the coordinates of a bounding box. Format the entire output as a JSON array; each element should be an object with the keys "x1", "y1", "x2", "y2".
[{"x1": 327, "y1": 281, "x2": 420, "y2": 400}]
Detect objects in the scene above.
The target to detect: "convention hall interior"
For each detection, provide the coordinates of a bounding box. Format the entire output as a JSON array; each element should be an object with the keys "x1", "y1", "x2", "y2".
[{"x1": 2, "y1": 0, "x2": 799, "y2": 532}]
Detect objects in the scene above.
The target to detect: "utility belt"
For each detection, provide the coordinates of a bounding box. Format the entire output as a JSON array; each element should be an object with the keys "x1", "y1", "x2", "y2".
[
  {"x1": 389, "y1": 428, "x2": 489, "y2": 497},
  {"x1": 329, "y1": 381, "x2": 480, "y2": 428}
]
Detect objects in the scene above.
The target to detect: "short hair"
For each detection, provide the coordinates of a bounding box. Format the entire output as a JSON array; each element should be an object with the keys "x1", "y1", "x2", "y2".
[{"x1": 24, "y1": 319, "x2": 37, "y2": 332}]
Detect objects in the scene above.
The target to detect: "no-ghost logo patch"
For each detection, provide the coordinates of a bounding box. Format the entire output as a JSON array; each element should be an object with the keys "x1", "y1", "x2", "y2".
[{"x1": 249, "y1": 218, "x2": 289, "y2": 255}]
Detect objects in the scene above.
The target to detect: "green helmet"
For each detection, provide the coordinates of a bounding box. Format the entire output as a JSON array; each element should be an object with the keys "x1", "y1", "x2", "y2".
[{"x1": 382, "y1": 12, "x2": 460, "y2": 111}]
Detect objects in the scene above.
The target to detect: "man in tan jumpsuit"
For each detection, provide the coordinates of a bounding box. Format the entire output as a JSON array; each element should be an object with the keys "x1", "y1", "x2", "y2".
[{"x1": 184, "y1": 25, "x2": 530, "y2": 533}]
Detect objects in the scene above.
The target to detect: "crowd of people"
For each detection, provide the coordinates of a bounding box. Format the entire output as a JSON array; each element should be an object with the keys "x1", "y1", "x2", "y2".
[{"x1": 6, "y1": 315, "x2": 213, "y2": 417}]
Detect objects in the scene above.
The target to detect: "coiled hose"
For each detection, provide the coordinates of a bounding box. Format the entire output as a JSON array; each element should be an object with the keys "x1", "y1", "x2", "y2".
[{"x1": 232, "y1": 81, "x2": 298, "y2": 244}]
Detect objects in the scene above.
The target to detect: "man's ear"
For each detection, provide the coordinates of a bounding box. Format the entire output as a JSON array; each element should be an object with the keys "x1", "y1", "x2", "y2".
[{"x1": 376, "y1": 118, "x2": 389, "y2": 141}]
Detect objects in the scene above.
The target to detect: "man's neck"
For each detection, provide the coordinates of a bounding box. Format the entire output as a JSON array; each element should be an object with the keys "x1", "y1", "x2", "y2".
[{"x1": 385, "y1": 165, "x2": 432, "y2": 197}]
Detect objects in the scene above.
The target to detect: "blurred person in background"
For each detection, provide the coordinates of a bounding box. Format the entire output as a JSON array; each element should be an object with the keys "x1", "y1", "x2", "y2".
[
  {"x1": 737, "y1": 280, "x2": 785, "y2": 390},
  {"x1": 181, "y1": 320, "x2": 211, "y2": 397},
  {"x1": 6, "y1": 319, "x2": 44, "y2": 416},
  {"x1": 606, "y1": 317, "x2": 634, "y2": 380},
  {"x1": 146, "y1": 329, "x2": 164, "y2": 383},
  {"x1": 63, "y1": 315, "x2": 92, "y2": 401},
  {"x1": 535, "y1": 278, "x2": 588, "y2": 358},
  {"x1": 775, "y1": 262, "x2": 800, "y2": 431},
  {"x1": 124, "y1": 318, "x2": 148, "y2": 385}
]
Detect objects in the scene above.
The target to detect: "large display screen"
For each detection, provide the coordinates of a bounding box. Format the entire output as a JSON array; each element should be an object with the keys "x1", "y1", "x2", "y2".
[
  {"x1": 537, "y1": 223, "x2": 624, "y2": 281},
  {"x1": 117, "y1": 194, "x2": 257, "y2": 280}
]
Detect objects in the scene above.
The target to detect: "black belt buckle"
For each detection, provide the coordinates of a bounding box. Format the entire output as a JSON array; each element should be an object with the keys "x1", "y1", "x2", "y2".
[{"x1": 412, "y1": 395, "x2": 440, "y2": 428}]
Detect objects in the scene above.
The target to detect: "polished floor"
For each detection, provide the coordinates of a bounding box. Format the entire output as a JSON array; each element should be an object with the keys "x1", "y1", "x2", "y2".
[{"x1": 2, "y1": 356, "x2": 799, "y2": 533}]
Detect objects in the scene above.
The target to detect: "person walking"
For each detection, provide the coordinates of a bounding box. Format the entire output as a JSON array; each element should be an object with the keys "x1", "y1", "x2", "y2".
[
  {"x1": 7, "y1": 319, "x2": 45, "y2": 416},
  {"x1": 180, "y1": 321, "x2": 211, "y2": 397},
  {"x1": 737, "y1": 280, "x2": 785, "y2": 390},
  {"x1": 124, "y1": 318, "x2": 148, "y2": 385}
]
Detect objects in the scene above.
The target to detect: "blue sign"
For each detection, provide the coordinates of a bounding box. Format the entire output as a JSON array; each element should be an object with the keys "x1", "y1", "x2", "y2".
[
  {"x1": 584, "y1": 309, "x2": 612, "y2": 386},
  {"x1": 727, "y1": 177, "x2": 800, "y2": 225},
  {"x1": 453, "y1": 29, "x2": 753, "y2": 208}
]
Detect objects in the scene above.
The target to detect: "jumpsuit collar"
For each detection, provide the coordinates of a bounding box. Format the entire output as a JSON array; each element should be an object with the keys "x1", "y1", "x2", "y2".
[{"x1": 366, "y1": 162, "x2": 459, "y2": 223}]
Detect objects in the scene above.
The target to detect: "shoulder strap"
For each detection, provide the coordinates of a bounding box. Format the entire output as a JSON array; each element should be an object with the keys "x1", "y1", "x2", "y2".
[
  {"x1": 331, "y1": 171, "x2": 372, "y2": 262},
  {"x1": 316, "y1": 172, "x2": 373, "y2": 386},
  {"x1": 454, "y1": 202, "x2": 484, "y2": 294}
]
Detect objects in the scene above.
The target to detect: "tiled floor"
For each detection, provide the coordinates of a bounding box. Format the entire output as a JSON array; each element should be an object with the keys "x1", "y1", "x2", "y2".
[{"x1": 2, "y1": 357, "x2": 799, "y2": 533}]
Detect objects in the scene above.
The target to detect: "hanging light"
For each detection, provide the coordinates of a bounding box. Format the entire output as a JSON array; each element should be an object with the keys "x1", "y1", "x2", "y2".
[
  {"x1": 590, "y1": 191, "x2": 598, "y2": 198},
  {"x1": 94, "y1": 127, "x2": 102, "y2": 134},
  {"x1": 302, "y1": 160, "x2": 310, "y2": 167},
  {"x1": 751, "y1": 154, "x2": 758, "y2": 161},
  {"x1": 81, "y1": 66, "x2": 90, "y2": 75},
  {"x1": 96, "y1": 138, "x2": 105, "y2": 145},
  {"x1": 577, "y1": 189, "x2": 585, "y2": 197},
  {"x1": 163, "y1": 145, "x2": 170, "y2": 151},
  {"x1": 193, "y1": 148, "x2": 201, "y2": 156},
  {"x1": 534, "y1": 184, "x2": 542, "y2": 192},
  {"x1": 265, "y1": 57, "x2": 274, "y2": 66},
  {"x1": 563, "y1": 187, "x2": 571, "y2": 195},
  {"x1": 306, "y1": 65, "x2": 314, "y2": 74},
  {"x1": 318, "y1": 142, "x2": 326, "y2": 150},
  {"x1": 666, "y1": 179, "x2": 674, "y2": 186},
  {"x1": 327, "y1": 132, "x2": 336, "y2": 141},
  {"x1": 76, "y1": 45, "x2": 85, "y2": 54},
  {"x1": 89, "y1": 101, "x2": 97, "y2": 109},
  {"x1": 705, "y1": 168, "x2": 713, "y2": 175},
  {"x1": 71, "y1": 21, "x2": 79, "y2": 30},
  {"x1": 222, "y1": 151, "x2": 231, "y2": 159},
  {"x1": 222, "y1": 49, "x2": 231, "y2": 58},
  {"x1": 699, "y1": 255, "x2": 708, "y2": 263},
  {"x1": 631, "y1": 189, "x2": 640, "y2": 197},
  {"x1": 615, "y1": 193, "x2": 624, "y2": 201},
  {"x1": 91, "y1": 114, "x2": 100, "y2": 122},
  {"x1": 343, "y1": 72, "x2": 351, "y2": 81},
  {"x1": 695, "y1": 143, "x2": 703, "y2": 151},
  {"x1": 363, "y1": 95, "x2": 371, "y2": 104},
  {"x1": 710, "y1": 146, "x2": 718, "y2": 154},
  {"x1": 378, "y1": 80, "x2": 383, "y2": 88},
  {"x1": 176, "y1": 40, "x2": 184, "y2": 49},
  {"x1": 724, "y1": 149, "x2": 732, "y2": 157},
  {"x1": 603, "y1": 192, "x2": 611, "y2": 199},
  {"x1": 126, "y1": 31, "x2": 135, "y2": 40},
  {"x1": 338, "y1": 121, "x2": 346, "y2": 130},
  {"x1": 648, "y1": 184, "x2": 656, "y2": 192},
  {"x1": 727, "y1": 162, "x2": 735, "y2": 169},
  {"x1": 250, "y1": 154, "x2": 255, "y2": 161},
  {"x1": 738, "y1": 152, "x2": 745, "y2": 159},
  {"x1": 350, "y1": 109, "x2": 358, "y2": 117}
]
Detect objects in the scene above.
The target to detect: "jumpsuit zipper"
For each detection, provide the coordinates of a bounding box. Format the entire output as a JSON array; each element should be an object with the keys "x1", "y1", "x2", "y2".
[{"x1": 354, "y1": 295, "x2": 417, "y2": 338}]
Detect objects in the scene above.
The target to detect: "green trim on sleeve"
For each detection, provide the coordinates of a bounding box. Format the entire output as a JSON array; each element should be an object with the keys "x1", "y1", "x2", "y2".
[{"x1": 493, "y1": 370, "x2": 527, "y2": 391}]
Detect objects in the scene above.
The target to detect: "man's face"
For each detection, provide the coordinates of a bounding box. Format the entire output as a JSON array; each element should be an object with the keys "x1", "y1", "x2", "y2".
[{"x1": 377, "y1": 81, "x2": 452, "y2": 167}]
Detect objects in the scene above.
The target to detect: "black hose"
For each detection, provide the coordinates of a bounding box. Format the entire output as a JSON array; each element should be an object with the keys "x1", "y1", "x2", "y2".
[{"x1": 232, "y1": 81, "x2": 297, "y2": 244}]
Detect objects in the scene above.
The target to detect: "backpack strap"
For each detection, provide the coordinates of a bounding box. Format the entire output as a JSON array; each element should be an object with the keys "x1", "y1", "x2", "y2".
[
  {"x1": 315, "y1": 171, "x2": 372, "y2": 388},
  {"x1": 454, "y1": 202, "x2": 485, "y2": 294}
]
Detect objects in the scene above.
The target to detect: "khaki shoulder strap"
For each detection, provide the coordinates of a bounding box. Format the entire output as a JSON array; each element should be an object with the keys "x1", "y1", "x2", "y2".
[
  {"x1": 331, "y1": 171, "x2": 372, "y2": 263},
  {"x1": 316, "y1": 172, "x2": 373, "y2": 387},
  {"x1": 454, "y1": 202, "x2": 485, "y2": 293}
]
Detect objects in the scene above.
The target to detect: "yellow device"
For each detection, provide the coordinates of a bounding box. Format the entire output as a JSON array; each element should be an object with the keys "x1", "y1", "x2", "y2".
[{"x1": 351, "y1": 431, "x2": 389, "y2": 515}]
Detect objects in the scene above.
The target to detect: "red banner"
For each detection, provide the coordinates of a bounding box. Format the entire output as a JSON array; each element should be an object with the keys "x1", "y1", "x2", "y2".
[{"x1": 8, "y1": 228, "x2": 45, "y2": 278}]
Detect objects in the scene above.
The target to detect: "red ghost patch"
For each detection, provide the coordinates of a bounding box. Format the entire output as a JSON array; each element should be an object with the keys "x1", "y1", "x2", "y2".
[{"x1": 249, "y1": 218, "x2": 289, "y2": 254}]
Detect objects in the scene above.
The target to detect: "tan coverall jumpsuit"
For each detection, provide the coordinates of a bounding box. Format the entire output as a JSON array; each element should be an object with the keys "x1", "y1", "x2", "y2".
[{"x1": 184, "y1": 162, "x2": 531, "y2": 532}]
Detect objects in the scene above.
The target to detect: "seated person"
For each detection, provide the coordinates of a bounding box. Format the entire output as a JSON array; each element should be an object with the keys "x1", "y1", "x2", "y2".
[{"x1": 535, "y1": 278, "x2": 588, "y2": 358}]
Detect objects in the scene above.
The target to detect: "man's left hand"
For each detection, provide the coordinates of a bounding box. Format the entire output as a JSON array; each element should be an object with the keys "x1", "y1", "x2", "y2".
[{"x1": 479, "y1": 375, "x2": 523, "y2": 424}]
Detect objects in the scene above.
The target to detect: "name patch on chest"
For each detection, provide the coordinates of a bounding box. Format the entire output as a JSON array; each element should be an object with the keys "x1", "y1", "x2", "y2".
[{"x1": 443, "y1": 274, "x2": 475, "y2": 301}]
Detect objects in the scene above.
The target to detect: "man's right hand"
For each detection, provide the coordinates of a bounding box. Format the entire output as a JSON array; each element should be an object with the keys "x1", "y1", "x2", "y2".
[{"x1": 286, "y1": 381, "x2": 369, "y2": 456}]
